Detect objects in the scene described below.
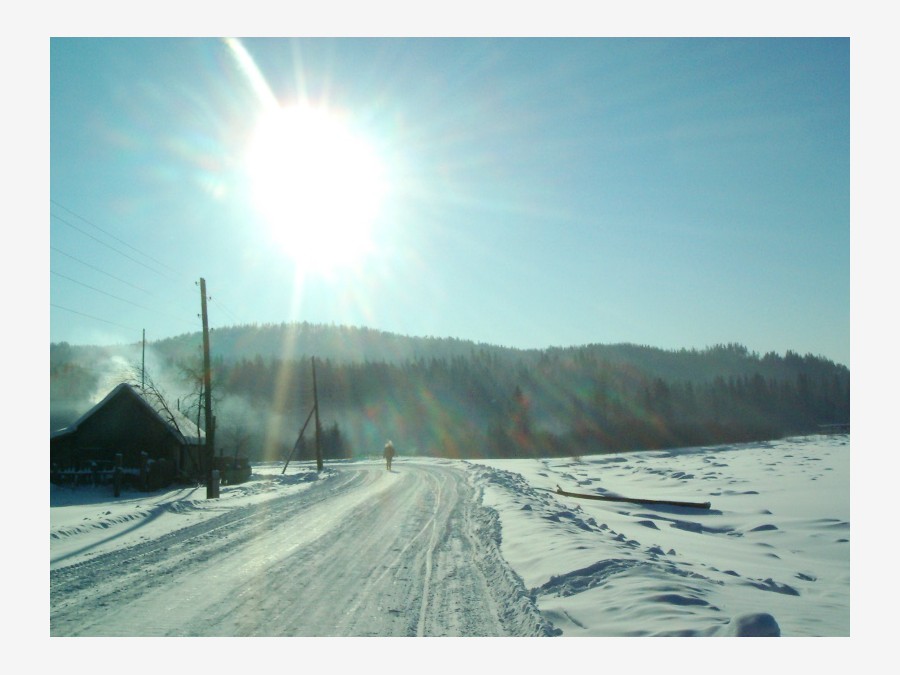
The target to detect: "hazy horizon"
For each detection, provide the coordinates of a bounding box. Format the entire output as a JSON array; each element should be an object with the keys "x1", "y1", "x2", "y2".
[{"x1": 50, "y1": 318, "x2": 849, "y2": 367}]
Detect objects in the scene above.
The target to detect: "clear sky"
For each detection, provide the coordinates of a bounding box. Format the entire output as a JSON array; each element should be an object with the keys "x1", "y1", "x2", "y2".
[{"x1": 50, "y1": 37, "x2": 850, "y2": 365}]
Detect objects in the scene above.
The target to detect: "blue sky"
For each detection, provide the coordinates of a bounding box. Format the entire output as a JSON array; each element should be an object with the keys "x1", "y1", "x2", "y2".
[{"x1": 50, "y1": 37, "x2": 849, "y2": 365}]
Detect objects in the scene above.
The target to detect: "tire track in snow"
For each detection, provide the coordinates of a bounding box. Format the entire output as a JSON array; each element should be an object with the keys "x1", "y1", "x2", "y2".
[
  {"x1": 50, "y1": 469, "x2": 371, "y2": 634},
  {"x1": 51, "y1": 462, "x2": 555, "y2": 637},
  {"x1": 416, "y1": 468, "x2": 443, "y2": 636}
]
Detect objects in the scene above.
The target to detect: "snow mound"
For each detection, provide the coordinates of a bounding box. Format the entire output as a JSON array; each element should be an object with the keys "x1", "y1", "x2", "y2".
[{"x1": 724, "y1": 612, "x2": 781, "y2": 637}]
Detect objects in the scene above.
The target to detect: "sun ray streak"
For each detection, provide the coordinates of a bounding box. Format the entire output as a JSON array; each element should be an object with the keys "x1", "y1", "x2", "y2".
[{"x1": 223, "y1": 38, "x2": 279, "y2": 112}]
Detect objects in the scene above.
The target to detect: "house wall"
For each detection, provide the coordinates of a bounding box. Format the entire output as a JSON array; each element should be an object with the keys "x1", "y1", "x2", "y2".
[{"x1": 50, "y1": 389, "x2": 183, "y2": 471}]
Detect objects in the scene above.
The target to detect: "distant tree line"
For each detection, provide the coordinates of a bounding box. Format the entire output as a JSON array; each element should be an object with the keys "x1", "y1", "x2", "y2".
[
  {"x1": 51, "y1": 326, "x2": 850, "y2": 462},
  {"x1": 207, "y1": 347, "x2": 848, "y2": 460}
]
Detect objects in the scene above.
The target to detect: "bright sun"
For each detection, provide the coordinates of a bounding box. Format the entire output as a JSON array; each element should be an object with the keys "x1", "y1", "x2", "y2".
[{"x1": 245, "y1": 104, "x2": 388, "y2": 272}]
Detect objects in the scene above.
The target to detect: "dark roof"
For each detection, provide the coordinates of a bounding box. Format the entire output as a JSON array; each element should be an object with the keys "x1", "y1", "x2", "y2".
[{"x1": 51, "y1": 383, "x2": 206, "y2": 446}]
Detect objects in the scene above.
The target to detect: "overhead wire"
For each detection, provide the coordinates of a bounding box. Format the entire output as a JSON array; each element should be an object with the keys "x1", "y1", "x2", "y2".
[
  {"x1": 51, "y1": 212, "x2": 181, "y2": 282},
  {"x1": 50, "y1": 201, "x2": 206, "y2": 336},
  {"x1": 50, "y1": 200, "x2": 259, "y2": 341},
  {"x1": 51, "y1": 303, "x2": 139, "y2": 332},
  {"x1": 51, "y1": 199, "x2": 178, "y2": 275},
  {"x1": 208, "y1": 295, "x2": 244, "y2": 326},
  {"x1": 50, "y1": 245, "x2": 153, "y2": 295},
  {"x1": 51, "y1": 270, "x2": 199, "y2": 331}
]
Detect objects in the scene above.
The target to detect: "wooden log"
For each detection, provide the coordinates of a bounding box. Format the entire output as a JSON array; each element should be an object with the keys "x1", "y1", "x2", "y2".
[{"x1": 555, "y1": 485, "x2": 711, "y2": 510}]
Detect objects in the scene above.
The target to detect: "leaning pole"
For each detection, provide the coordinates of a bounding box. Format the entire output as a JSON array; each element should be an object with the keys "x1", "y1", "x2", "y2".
[{"x1": 312, "y1": 356, "x2": 323, "y2": 472}]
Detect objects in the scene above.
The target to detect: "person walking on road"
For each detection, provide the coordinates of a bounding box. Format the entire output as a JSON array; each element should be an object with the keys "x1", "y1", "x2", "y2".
[{"x1": 383, "y1": 440, "x2": 396, "y2": 471}]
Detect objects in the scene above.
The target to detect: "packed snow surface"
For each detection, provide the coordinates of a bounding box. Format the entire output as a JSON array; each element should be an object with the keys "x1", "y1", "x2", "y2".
[{"x1": 50, "y1": 435, "x2": 849, "y2": 640}]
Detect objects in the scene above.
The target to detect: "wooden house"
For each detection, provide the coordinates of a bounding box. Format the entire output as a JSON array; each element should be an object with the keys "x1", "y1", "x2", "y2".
[{"x1": 50, "y1": 383, "x2": 206, "y2": 489}]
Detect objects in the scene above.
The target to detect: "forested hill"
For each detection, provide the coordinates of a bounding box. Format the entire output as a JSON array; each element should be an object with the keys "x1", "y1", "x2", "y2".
[{"x1": 51, "y1": 322, "x2": 849, "y2": 461}]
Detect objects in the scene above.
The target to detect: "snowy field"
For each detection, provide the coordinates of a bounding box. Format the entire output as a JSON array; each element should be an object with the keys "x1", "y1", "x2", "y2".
[
  {"x1": 46, "y1": 434, "x2": 855, "y2": 664},
  {"x1": 468, "y1": 434, "x2": 850, "y2": 637}
]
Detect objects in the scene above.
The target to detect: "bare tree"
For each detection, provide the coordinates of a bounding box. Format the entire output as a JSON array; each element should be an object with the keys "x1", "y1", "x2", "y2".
[
  {"x1": 177, "y1": 359, "x2": 224, "y2": 449},
  {"x1": 171, "y1": 360, "x2": 203, "y2": 444},
  {"x1": 125, "y1": 363, "x2": 185, "y2": 437},
  {"x1": 220, "y1": 411, "x2": 253, "y2": 460}
]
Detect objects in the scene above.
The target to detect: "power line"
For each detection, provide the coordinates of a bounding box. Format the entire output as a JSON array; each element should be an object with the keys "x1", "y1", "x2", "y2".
[
  {"x1": 51, "y1": 270, "x2": 200, "y2": 330},
  {"x1": 51, "y1": 245, "x2": 152, "y2": 295},
  {"x1": 208, "y1": 295, "x2": 244, "y2": 325},
  {"x1": 51, "y1": 212, "x2": 180, "y2": 282},
  {"x1": 51, "y1": 199, "x2": 178, "y2": 275},
  {"x1": 50, "y1": 204, "x2": 206, "y2": 318},
  {"x1": 51, "y1": 270, "x2": 159, "y2": 312},
  {"x1": 50, "y1": 303, "x2": 139, "y2": 332},
  {"x1": 49, "y1": 201, "x2": 232, "y2": 337},
  {"x1": 51, "y1": 241, "x2": 207, "y2": 328}
]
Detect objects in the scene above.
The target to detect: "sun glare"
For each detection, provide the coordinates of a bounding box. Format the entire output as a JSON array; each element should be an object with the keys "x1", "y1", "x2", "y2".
[{"x1": 246, "y1": 104, "x2": 388, "y2": 272}]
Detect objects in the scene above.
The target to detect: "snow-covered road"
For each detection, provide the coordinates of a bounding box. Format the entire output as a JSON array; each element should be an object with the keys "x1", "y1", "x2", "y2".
[{"x1": 50, "y1": 461, "x2": 554, "y2": 637}]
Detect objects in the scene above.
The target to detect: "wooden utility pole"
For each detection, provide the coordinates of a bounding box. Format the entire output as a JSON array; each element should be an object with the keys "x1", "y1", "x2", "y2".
[
  {"x1": 312, "y1": 356, "x2": 323, "y2": 472},
  {"x1": 200, "y1": 278, "x2": 216, "y2": 496},
  {"x1": 141, "y1": 328, "x2": 146, "y2": 390}
]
